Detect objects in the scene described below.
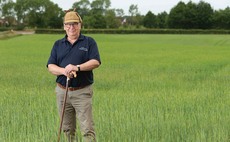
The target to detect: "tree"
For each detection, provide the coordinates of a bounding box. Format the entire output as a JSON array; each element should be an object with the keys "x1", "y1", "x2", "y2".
[
  {"x1": 85, "y1": 0, "x2": 111, "y2": 29},
  {"x1": 143, "y1": 11, "x2": 156, "y2": 28},
  {"x1": 14, "y1": 0, "x2": 31, "y2": 24},
  {"x1": 72, "y1": 0, "x2": 90, "y2": 19},
  {"x1": 168, "y1": 1, "x2": 187, "y2": 28},
  {"x1": 213, "y1": 7, "x2": 230, "y2": 29},
  {"x1": 45, "y1": 2, "x2": 63, "y2": 28},
  {"x1": 85, "y1": 14, "x2": 106, "y2": 28},
  {"x1": 90, "y1": 0, "x2": 110, "y2": 15},
  {"x1": 0, "y1": 0, "x2": 4, "y2": 17},
  {"x1": 184, "y1": 1, "x2": 198, "y2": 29},
  {"x1": 1, "y1": 0, "x2": 16, "y2": 26},
  {"x1": 14, "y1": 0, "x2": 63, "y2": 28},
  {"x1": 128, "y1": 4, "x2": 139, "y2": 26},
  {"x1": 135, "y1": 14, "x2": 143, "y2": 28},
  {"x1": 115, "y1": 8, "x2": 124, "y2": 17},
  {"x1": 129, "y1": 4, "x2": 138, "y2": 17},
  {"x1": 168, "y1": 1, "x2": 214, "y2": 29},
  {"x1": 156, "y1": 11, "x2": 168, "y2": 28},
  {"x1": 1, "y1": 0, "x2": 15, "y2": 16},
  {"x1": 196, "y1": 1, "x2": 214, "y2": 29},
  {"x1": 105, "y1": 9, "x2": 120, "y2": 28}
]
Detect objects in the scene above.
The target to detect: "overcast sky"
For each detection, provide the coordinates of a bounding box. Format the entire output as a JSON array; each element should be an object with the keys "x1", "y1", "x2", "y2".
[{"x1": 51, "y1": 0, "x2": 230, "y2": 15}]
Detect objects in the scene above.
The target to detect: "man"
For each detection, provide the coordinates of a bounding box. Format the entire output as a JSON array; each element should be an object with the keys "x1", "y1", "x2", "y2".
[{"x1": 47, "y1": 10, "x2": 101, "y2": 142}]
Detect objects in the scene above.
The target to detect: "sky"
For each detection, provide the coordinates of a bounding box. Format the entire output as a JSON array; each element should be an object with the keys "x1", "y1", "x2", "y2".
[{"x1": 51, "y1": 0, "x2": 230, "y2": 15}]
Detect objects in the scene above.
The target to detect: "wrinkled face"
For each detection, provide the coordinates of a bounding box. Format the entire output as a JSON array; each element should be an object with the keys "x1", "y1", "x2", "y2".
[{"x1": 64, "y1": 22, "x2": 81, "y2": 37}]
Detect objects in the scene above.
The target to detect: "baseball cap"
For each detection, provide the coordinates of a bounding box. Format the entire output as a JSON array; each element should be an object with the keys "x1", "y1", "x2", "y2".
[{"x1": 64, "y1": 11, "x2": 82, "y2": 23}]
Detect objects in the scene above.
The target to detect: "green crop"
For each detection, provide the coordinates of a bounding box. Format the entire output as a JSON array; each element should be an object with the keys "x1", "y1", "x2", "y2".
[{"x1": 0, "y1": 34, "x2": 229, "y2": 142}]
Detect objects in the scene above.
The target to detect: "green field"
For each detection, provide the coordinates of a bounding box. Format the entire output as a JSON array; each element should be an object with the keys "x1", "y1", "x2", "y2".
[{"x1": 0, "y1": 34, "x2": 229, "y2": 142}]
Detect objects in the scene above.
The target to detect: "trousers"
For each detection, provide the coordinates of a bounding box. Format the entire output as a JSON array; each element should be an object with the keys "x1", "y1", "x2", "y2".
[{"x1": 55, "y1": 84, "x2": 96, "y2": 141}]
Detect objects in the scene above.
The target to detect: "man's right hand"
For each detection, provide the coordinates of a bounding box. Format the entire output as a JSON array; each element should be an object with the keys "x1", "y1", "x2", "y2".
[{"x1": 67, "y1": 71, "x2": 77, "y2": 79}]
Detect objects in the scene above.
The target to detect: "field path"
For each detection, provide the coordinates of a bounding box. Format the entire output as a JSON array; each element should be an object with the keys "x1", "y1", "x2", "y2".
[{"x1": 14, "y1": 30, "x2": 35, "y2": 35}]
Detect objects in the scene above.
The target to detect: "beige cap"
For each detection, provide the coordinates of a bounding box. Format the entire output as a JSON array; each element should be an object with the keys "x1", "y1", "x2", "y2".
[{"x1": 64, "y1": 11, "x2": 82, "y2": 23}]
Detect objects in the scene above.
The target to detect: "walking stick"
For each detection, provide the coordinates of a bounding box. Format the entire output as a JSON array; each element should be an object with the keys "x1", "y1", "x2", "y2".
[{"x1": 57, "y1": 72, "x2": 76, "y2": 142}]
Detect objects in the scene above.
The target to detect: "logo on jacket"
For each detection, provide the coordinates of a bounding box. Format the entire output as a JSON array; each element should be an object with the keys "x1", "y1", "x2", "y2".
[{"x1": 79, "y1": 47, "x2": 88, "y2": 51}]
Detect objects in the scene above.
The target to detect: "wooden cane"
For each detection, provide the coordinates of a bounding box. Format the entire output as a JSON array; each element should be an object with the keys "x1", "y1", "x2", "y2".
[{"x1": 57, "y1": 71, "x2": 77, "y2": 142}]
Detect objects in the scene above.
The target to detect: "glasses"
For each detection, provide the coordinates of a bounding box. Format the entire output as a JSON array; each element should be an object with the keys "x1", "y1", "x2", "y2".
[{"x1": 64, "y1": 22, "x2": 79, "y2": 28}]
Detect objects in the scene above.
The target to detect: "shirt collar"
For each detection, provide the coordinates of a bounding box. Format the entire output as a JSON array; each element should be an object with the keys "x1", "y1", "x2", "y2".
[{"x1": 61, "y1": 33, "x2": 84, "y2": 43}]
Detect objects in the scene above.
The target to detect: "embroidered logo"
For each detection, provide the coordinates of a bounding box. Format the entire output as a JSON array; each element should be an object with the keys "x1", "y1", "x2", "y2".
[{"x1": 79, "y1": 47, "x2": 88, "y2": 51}]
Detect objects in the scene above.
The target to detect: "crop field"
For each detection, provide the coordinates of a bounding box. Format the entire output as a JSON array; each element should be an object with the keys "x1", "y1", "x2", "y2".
[{"x1": 0, "y1": 33, "x2": 229, "y2": 142}]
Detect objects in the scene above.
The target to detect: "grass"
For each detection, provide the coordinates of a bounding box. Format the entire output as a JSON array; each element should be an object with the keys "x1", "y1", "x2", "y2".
[{"x1": 0, "y1": 34, "x2": 229, "y2": 142}]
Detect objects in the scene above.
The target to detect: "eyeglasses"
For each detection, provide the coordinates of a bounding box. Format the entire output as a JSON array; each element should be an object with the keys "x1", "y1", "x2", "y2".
[{"x1": 64, "y1": 22, "x2": 79, "y2": 28}]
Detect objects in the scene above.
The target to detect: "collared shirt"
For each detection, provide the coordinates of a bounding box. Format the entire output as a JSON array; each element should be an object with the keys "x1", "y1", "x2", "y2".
[{"x1": 47, "y1": 34, "x2": 101, "y2": 87}]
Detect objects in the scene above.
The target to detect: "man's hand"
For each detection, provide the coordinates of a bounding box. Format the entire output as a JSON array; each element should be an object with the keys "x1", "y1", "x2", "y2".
[
  {"x1": 65, "y1": 64, "x2": 77, "y2": 78},
  {"x1": 66, "y1": 71, "x2": 77, "y2": 79}
]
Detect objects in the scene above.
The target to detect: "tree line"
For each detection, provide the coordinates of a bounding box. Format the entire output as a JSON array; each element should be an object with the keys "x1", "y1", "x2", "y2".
[{"x1": 0, "y1": 0, "x2": 230, "y2": 29}]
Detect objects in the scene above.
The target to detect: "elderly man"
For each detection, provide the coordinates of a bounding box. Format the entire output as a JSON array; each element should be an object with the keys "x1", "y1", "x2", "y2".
[{"x1": 47, "y1": 10, "x2": 101, "y2": 142}]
